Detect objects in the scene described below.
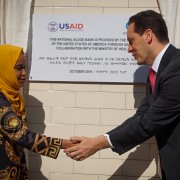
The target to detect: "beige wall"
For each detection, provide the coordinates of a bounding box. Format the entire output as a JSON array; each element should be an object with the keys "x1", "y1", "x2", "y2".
[{"x1": 25, "y1": 0, "x2": 161, "y2": 179}]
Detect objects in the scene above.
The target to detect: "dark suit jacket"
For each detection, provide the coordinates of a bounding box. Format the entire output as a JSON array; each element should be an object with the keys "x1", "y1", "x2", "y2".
[{"x1": 107, "y1": 44, "x2": 180, "y2": 180}]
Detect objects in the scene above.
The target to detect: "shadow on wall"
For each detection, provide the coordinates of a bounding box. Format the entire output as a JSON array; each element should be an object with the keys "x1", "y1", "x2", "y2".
[
  {"x1": 133, "y1": 65, "x2": 149, "y2": 108},
  {"x1": 107, "y1": 145, "x2": 160, "y2": 180},
  {"x1": 108, "y1": 65, "x2": 160, "y2": 180},
  {"x1": 24, "y1": 0, "x2": 48, "y2": 179},
  {"x1": 25, "y1": 94, "x2": 48, "y2": 180}
]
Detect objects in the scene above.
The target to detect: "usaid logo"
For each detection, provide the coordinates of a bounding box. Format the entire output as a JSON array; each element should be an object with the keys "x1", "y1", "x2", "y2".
[
  {"x1": 59, "y1": 23, "x2": 83, "y2": 30},
  {"x1": 48, "y1": 22, "x2": 58, "y2": 32},
  {"x1": 126, "y1": 22, "x2": 128, "y2": 29},
  {"x1": 48, "y1": 21, "x2": 84, "y2": 32}
]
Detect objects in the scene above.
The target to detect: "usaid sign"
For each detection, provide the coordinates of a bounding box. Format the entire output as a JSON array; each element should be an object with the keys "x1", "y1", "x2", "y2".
[{"x1": 30, "y1": 14, "x2": 148, "y2": 83}]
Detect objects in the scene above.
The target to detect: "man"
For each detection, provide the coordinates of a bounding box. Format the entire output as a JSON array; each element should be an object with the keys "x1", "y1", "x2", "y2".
[{"x1": 64, "y1": 10, "x2": 180, "y2": 180}]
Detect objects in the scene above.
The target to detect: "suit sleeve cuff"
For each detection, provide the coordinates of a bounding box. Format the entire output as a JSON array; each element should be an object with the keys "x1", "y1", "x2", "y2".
[{"x1": 104, "y1": 134, "x2": 114, "y2": 148}]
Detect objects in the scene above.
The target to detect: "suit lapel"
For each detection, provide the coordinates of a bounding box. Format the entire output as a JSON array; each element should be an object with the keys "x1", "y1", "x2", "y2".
[{"x1": 154, "y1": 44, "x2": 177, "y2": 95}]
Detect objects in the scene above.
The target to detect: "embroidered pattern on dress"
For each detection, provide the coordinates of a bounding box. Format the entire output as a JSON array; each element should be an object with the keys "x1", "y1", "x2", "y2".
[
  {"x1": 5, "y1": 141, "x2": 21, "y2": 165},
  {"x1": 0, "y1": 107, "x2": 27, "y2": 141},
  {"x1": 0, "y1": 166, "x2": 20, "y2": 180},
  {"x1": 31, "y1": 134, "x2": 62, "y2": 158}
]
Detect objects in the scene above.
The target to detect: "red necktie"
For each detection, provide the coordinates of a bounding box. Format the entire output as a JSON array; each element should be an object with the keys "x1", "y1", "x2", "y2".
[{"x1": 149, "y1": 67, "x2": 156, "y2": 94}]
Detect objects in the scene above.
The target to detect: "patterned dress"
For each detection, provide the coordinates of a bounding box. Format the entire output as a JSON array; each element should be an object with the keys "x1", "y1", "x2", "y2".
[{"x1": 0, "y1": 93, "x2": 62, "y2": 179}]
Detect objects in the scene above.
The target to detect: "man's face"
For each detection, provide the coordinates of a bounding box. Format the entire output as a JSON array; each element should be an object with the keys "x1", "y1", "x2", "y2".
[{"x1": 127, "y1": 23, "x2": 149, "y2": 65}]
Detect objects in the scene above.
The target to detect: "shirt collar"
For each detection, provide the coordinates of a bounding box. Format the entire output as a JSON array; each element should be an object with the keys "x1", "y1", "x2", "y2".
[{"x1": 152, "y1": 43, "x2": 170, "y2": 73}]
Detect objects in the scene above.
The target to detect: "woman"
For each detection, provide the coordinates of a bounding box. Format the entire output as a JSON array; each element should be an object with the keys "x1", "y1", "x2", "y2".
[{"x1": 0, "y1": 44, "x2": 73, "y2": 179}]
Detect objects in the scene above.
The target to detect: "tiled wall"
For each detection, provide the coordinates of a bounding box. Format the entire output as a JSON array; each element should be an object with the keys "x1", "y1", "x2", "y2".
[{"x1": 25, "y1": 0, "x2": 161, "y2": 179}]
